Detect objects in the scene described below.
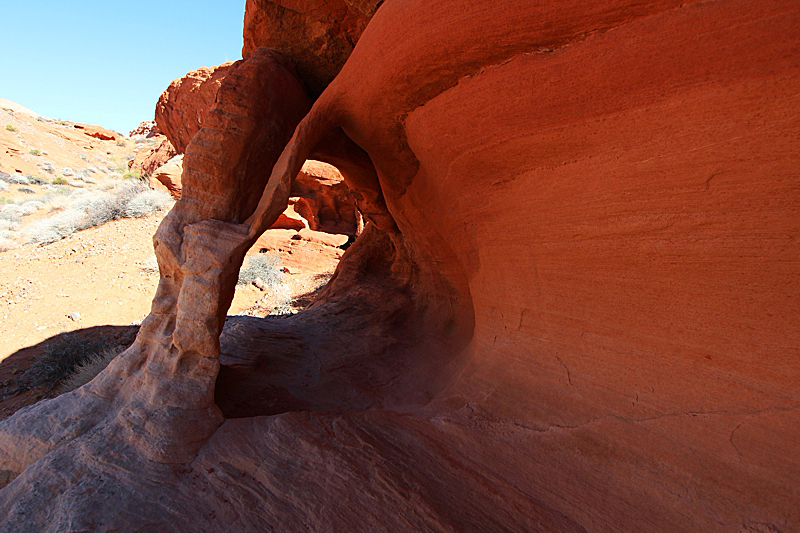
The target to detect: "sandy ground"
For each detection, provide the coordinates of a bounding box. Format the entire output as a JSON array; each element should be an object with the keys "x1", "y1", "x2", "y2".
[
  {"x1": 0, "y1": 211, "x2": 341, "y2": 363},
  {"x1": 0, "y1": 210, "x2": 342, "y2": 419}
]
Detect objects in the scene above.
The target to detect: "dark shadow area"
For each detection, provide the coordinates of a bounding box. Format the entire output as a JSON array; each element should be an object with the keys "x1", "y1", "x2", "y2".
[
  {"x1": 0, "y1": 325, "x2": 139, "y2": 421},
  {"x1": 216, "y1": 225, "x2": 475, "y2": 419}
]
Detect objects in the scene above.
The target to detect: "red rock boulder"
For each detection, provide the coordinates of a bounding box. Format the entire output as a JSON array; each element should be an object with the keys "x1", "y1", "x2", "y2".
[
  {"x1": 290, "y1": 159, "x2": 359, "y2": 235},
  {"x1": 127, "y1": 135, "x2": 176, "y2": 177},
  {"x1": 72, "y1": 123, "x2": 119, "y2": 141},
  {"x1": 1, "y1": 1, "x2": 799, "y2": 532},
  {"x1": 150, "y1": 154, "x2": 183, "y2": 199},
  {"x1": 155, "y1": 63, "x2": 235, "y2": 153}
]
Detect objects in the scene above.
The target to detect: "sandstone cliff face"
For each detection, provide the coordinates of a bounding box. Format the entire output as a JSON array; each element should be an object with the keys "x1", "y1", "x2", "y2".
[
  {"x1": 155, "y1": 63, "x2": 235, "y2": 153},
  {"x1": 1, "y1": 1, "x2": 799, "y2": 531}
]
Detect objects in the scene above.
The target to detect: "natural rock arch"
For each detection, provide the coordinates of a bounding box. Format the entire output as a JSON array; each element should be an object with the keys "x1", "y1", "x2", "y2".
[{"x1": 1, "y1": 0, "x2": 799, "y2": 531}]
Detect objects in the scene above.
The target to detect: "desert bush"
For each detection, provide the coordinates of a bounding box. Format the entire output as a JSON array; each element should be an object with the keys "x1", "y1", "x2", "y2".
[
  {"x1": 0, "y1": 172, "x2": 29, "y2": 185},
  {"x1": 238, "y1": 255, "x2": 293, "y2": 315},
  {"x1": 59, "y1": 346, "x2": 125, "y2": 393},
  {"x1": 27, "y1": 184, "x2": 172, "y2": 244},
  {"x1": 28, "y1": 149, "x2": 41, "y2": 156},
  {"x1": 25, "y1": 209, "x2": 84, "y2": 243},
  {"x1": 5, "y1": 124, "x2": 17, "y2": 132},
  {"x1": 19, "y1": 200, "x2": 44, "y2": 215},
  {"x1": 17, "y1": 187, "x2": 35, "y2": 195},
  {"x1": 41, "y1": 188, "x2": 71, "y2": 209},
  {"x1": 1, "y1": 204, "x2": 23, "y2": 219},
  {"x1": 238, "y1": 254, "x2": 284, "y2": 287},
  {"x1": 122, "y1": 170, "x2": 142, "y2": 181},
  {"x1": 26, "y1": 175, "x2": 47, "y2": 185},
  {"x1": 24, "y1": 334, "x2": 124, "y2": 391},
  {"x1": 124, "y1": 189, "x2": 173, "y2": 218},
  {"x1": 0, "y1": 218, "x2": 18, "y2": 231},
  {"x1": 69, "y1": 191, "x2": 119, "y2": 228},
  {"x1": 52, "y1": 177, "x2": 68, "y2": 185}
]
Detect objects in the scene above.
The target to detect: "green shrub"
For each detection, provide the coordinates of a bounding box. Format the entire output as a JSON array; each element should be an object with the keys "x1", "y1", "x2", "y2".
[
  {"x1": 5, "y1": 125, "x2": 17, "y2": 132},
  {"x1": 52, "y1": 177, "x2": 68, "y2": 185},
  {"x1": 28, "y1": 149, "x2": 41, "y2": 156}
]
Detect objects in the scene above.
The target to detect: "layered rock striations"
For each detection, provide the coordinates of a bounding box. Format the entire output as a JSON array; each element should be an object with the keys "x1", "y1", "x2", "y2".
[{"x1": 1, "y1": 0, "x2": 799, "y2": 531}]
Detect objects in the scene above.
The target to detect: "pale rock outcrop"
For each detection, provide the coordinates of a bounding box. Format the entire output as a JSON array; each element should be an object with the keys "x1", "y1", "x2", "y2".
[
  {"x1": 1, "y1": 1, "x2": 799, "y2": 532},
  {"x1": 129, "y1": 120, "x2": 160, "y2": 138}
]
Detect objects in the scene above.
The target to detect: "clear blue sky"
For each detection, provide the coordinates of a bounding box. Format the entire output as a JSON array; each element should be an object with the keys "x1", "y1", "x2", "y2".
[{"x1": 1, "y1": 1, "x2": 244, "y2": 134}]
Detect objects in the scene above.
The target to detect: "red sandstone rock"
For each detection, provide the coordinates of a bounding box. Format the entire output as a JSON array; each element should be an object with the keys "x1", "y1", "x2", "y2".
[
  {"x1": 269, "y1": 201, "x2": 308, "y2": 231},
  {"x1": 128, "y1": 135, "x2": 176, "y2": 177},
  {"x1": 292, "y1": 159, "x2": 359, "y2": 235},
  {"x1": 155, "y1": 63, "x2": 235, "y2": 153},
  {"x1": 1, "y1": 1, "x2": 799, "y2": 532},
  {"x1": 243, "y1": 0, "x2": 381, "y2": 96},
  {"x1": 150, "y1": 154, "x2": 183, "y2": 199},
  {"x1": 72, "y1": 123, "x2": 119, "y2": 141}
]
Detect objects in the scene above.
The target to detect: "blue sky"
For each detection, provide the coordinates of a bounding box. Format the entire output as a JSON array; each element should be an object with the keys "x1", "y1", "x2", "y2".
[{"x1": 1, "y1": 1, "x2": 244, "y2": 134}]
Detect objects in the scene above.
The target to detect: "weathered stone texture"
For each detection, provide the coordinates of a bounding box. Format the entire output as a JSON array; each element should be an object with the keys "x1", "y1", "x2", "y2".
[{"x1": 1, "y1": 1, "x2": 798, "y2": 531}]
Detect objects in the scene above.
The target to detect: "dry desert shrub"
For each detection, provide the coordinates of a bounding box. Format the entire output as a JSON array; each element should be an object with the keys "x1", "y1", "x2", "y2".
[
  {"x1": 58, "y1": 346, "x2": 125, "y2": 393},
  {"x1": 0, "y1": 238, "x2": 13, "y2": 252},
  {"x1": 25, "y1": 185, "x2": 174, "y2": 244},
  {"x1": 238, "y1": 254, "x2": 293, "y2": 315},
  {"x1": 24, "y1": 334, "x2": 124, "y2": 392},
  {"x1": 124, "y1": 189, "x2": 173, "y2": 218},
  {"x1": 238, "y1": 254, "x2": 284, "y2": 287},
  {"x1": 0, "y1": 218, "x2": 18, "y2": 232}
]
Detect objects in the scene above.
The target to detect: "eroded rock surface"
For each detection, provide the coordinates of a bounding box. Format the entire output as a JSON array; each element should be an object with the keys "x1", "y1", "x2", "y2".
[
  {"x1": 150, "y1": 154, "x2": 183, "y2": 199},
  {"x1": 128, "y1": 135, "x2": 177, "y2": 177},
  {"x1": 1, "y1": 1, "x2": 799, "y2": 531},
  {"x1": 155, "y1": 62, "x2": 235, "y2": 153},
  {"x1": 243, "y1": 0, "x2": 382, "y2": 96}
]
